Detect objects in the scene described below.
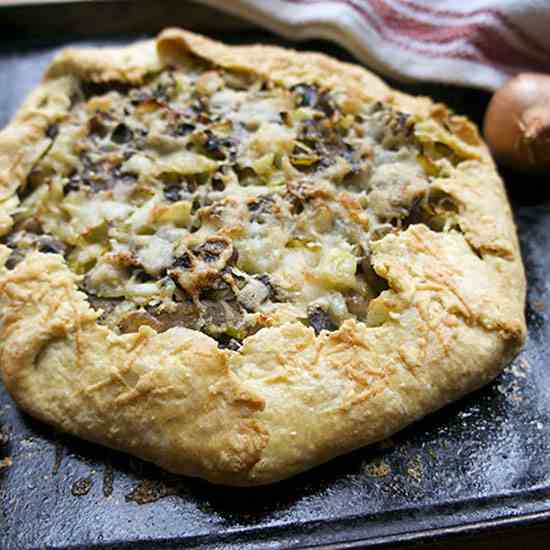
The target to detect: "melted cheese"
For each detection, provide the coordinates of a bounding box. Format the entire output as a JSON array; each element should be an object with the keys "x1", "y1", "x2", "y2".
[{"x1": 6, "y1": 61, "x2": 438, "y2": 338}]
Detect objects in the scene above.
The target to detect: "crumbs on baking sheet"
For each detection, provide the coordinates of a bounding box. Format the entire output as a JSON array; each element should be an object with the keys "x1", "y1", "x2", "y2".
[
  {"x1": 364, "y1": 458, "x2": 391, "y2": 477},
  {"x1": 71, "y1": 477, "x2": 93, "y2": 496},
  {"x1": 511, "y1": 358, "x2": 530, "y2": 379},
  {"x1": 103, "y1": 463, "x2": 114, "y2": 498},
  {"x1": 406, "y1": 455, "x2": 423, "y2": 482},
  {"x1": 496, "y1": 357, "x2": 530, "y2": 402},
  {"x1": 125, "y1": 479, "x2": 178, "y2": 505},
  {"x1": 426, "y1": 447, "x2": 438, "y2": 461}
]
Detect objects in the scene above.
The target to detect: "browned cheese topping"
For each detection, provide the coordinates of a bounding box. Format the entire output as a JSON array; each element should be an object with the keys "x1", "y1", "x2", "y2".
[{"x1": 3, "y1": 59, "x2": 465, "y2": 349}]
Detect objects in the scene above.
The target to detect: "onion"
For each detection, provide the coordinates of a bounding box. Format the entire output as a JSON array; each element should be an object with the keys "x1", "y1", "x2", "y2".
[{"x1": 483, "y1": 73, "x2": 550, "y2": 173}]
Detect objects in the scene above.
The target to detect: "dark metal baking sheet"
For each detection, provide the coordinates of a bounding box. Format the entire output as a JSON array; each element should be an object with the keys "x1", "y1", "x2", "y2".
[{"x1": 1, "y1": 2, "x2": 550, "y2": 549}]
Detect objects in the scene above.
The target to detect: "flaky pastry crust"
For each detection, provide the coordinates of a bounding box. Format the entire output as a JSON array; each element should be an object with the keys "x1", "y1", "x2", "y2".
[{"x1": 0, "y1": 29, "x2": 526, "y2": 485}]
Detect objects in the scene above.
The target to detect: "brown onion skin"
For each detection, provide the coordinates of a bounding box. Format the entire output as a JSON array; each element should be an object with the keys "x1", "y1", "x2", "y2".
[{"x1": 483, "y1": 73, "x2": 550, "y2": 173}]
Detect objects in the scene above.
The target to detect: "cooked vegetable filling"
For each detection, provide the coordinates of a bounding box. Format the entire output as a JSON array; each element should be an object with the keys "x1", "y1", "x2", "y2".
[{"x1": 3, "y1": 60, "x2": 462, "y2": 347}]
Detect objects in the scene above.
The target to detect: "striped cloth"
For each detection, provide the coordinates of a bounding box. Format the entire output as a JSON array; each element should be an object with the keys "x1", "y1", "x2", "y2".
[{"x1": 196, "y1": 0, "x2": 550, "y2": 90}]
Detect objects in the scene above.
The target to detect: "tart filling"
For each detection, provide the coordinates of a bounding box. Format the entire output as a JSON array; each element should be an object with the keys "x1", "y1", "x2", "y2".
[{"x1": 3, "y1": 60, "x2": 463, "y2": 348}]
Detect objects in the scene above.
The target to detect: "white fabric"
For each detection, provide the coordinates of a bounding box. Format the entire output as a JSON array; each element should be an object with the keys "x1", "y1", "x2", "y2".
[{"x1": 195, "y1": 0, "x2": 550, "y2": 90}]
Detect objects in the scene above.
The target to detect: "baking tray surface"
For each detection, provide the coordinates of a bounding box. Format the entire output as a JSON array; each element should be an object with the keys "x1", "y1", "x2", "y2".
[{"x1": 1, "y1": 5, "x2": 550, "y2": 549}]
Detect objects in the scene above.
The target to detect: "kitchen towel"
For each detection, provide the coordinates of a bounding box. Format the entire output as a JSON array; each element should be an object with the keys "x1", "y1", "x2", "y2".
[{"x1": 196, "y1": 0, "x2": 550, "y2": 90}]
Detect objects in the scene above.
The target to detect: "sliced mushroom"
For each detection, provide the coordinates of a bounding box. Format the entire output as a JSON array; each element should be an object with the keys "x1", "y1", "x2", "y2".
[
  {"x1": 345, "y1": 293, "x2": 370, "y2": 320},
  {"x1": 173, "y1": 251, "x2": 194, "y2": 269},
  {"x1": 291, "y1": 83, "x2": 319, "y2": 108},
  {"x1": 174, "y1": 122, "x2": 196, "y2": 136},
  {"x1": 307, "y1": 305, "x2": 337, "y2": 335},
  {"x1": 238, "y1": 278, "x2": 270, "y2": 312},
  {"x1": 88, "y1": 114, "x2": 111, "y2": 139},
  {"x1": 216, "y1": 336, "x2": 242, "y2": 351},
  {"x1": 201, "y1": 299, "x2": 244, "y2": 331},
  {"x1": 46, "y1": 123, "x2": 59, "y2": 140},
  {"x1": 248, "y1": 195, "x2": 275, "y2": 223},
  {"x1": 111, "y1": 123, "x2": 133, "y2": 144},
  {"x1": 199, "y1": 276, "x2": 235, "y2": 302},
  {"x1": 119, "y1": 309, "x2": 162, "y2": 333},
  {"x1": 193, "y1": 236, "x2": 235, "y2": 267},
  {"x1": 4, "y1": 249, "x2": 24, "y2": 270},
  {"x1": 359, "y1": 257, "x2": 389, "y2": 295},
  {"x1": 86, "y1": 295, "x2": 123, "y2": 323},
  {"x1": 163, "y1": 184, "x2": 182, "y2": 202},
  {"x1": 37, "y1": 236, "x2": 67, "y2": 256},
  {"x1": 152, "y1": 301, "x2": 200, "y2": 330}
]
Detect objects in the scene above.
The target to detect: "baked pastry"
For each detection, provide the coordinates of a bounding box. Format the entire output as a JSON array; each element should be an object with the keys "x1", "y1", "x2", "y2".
[{"x1": 0, "y1": 29, "x2": 526, "y2": 486}]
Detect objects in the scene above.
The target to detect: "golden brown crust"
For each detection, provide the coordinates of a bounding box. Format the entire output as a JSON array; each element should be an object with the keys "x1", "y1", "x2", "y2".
[
  {"x1": 0, "y1": 250, "x2": 269, "y2": 484},
  {"x1": 0, "y1": 76, "x2": 78, "y2": 235},
  {"x1": 45, "y1": 40, "x2": 162, "y2": 83},
  {"x1": 0, "y1": 29, "x2": 526, "y2": 485}
]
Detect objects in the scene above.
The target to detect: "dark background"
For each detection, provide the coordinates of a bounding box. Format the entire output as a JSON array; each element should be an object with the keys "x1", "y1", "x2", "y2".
[{"x1": 1, "y1": 2, "x2": 550, "y2": 549}]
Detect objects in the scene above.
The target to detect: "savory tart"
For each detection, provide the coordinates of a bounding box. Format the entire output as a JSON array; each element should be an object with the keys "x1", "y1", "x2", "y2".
[{"x1": 0, "y1": 29, "x2": 526, "y2": 485}]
